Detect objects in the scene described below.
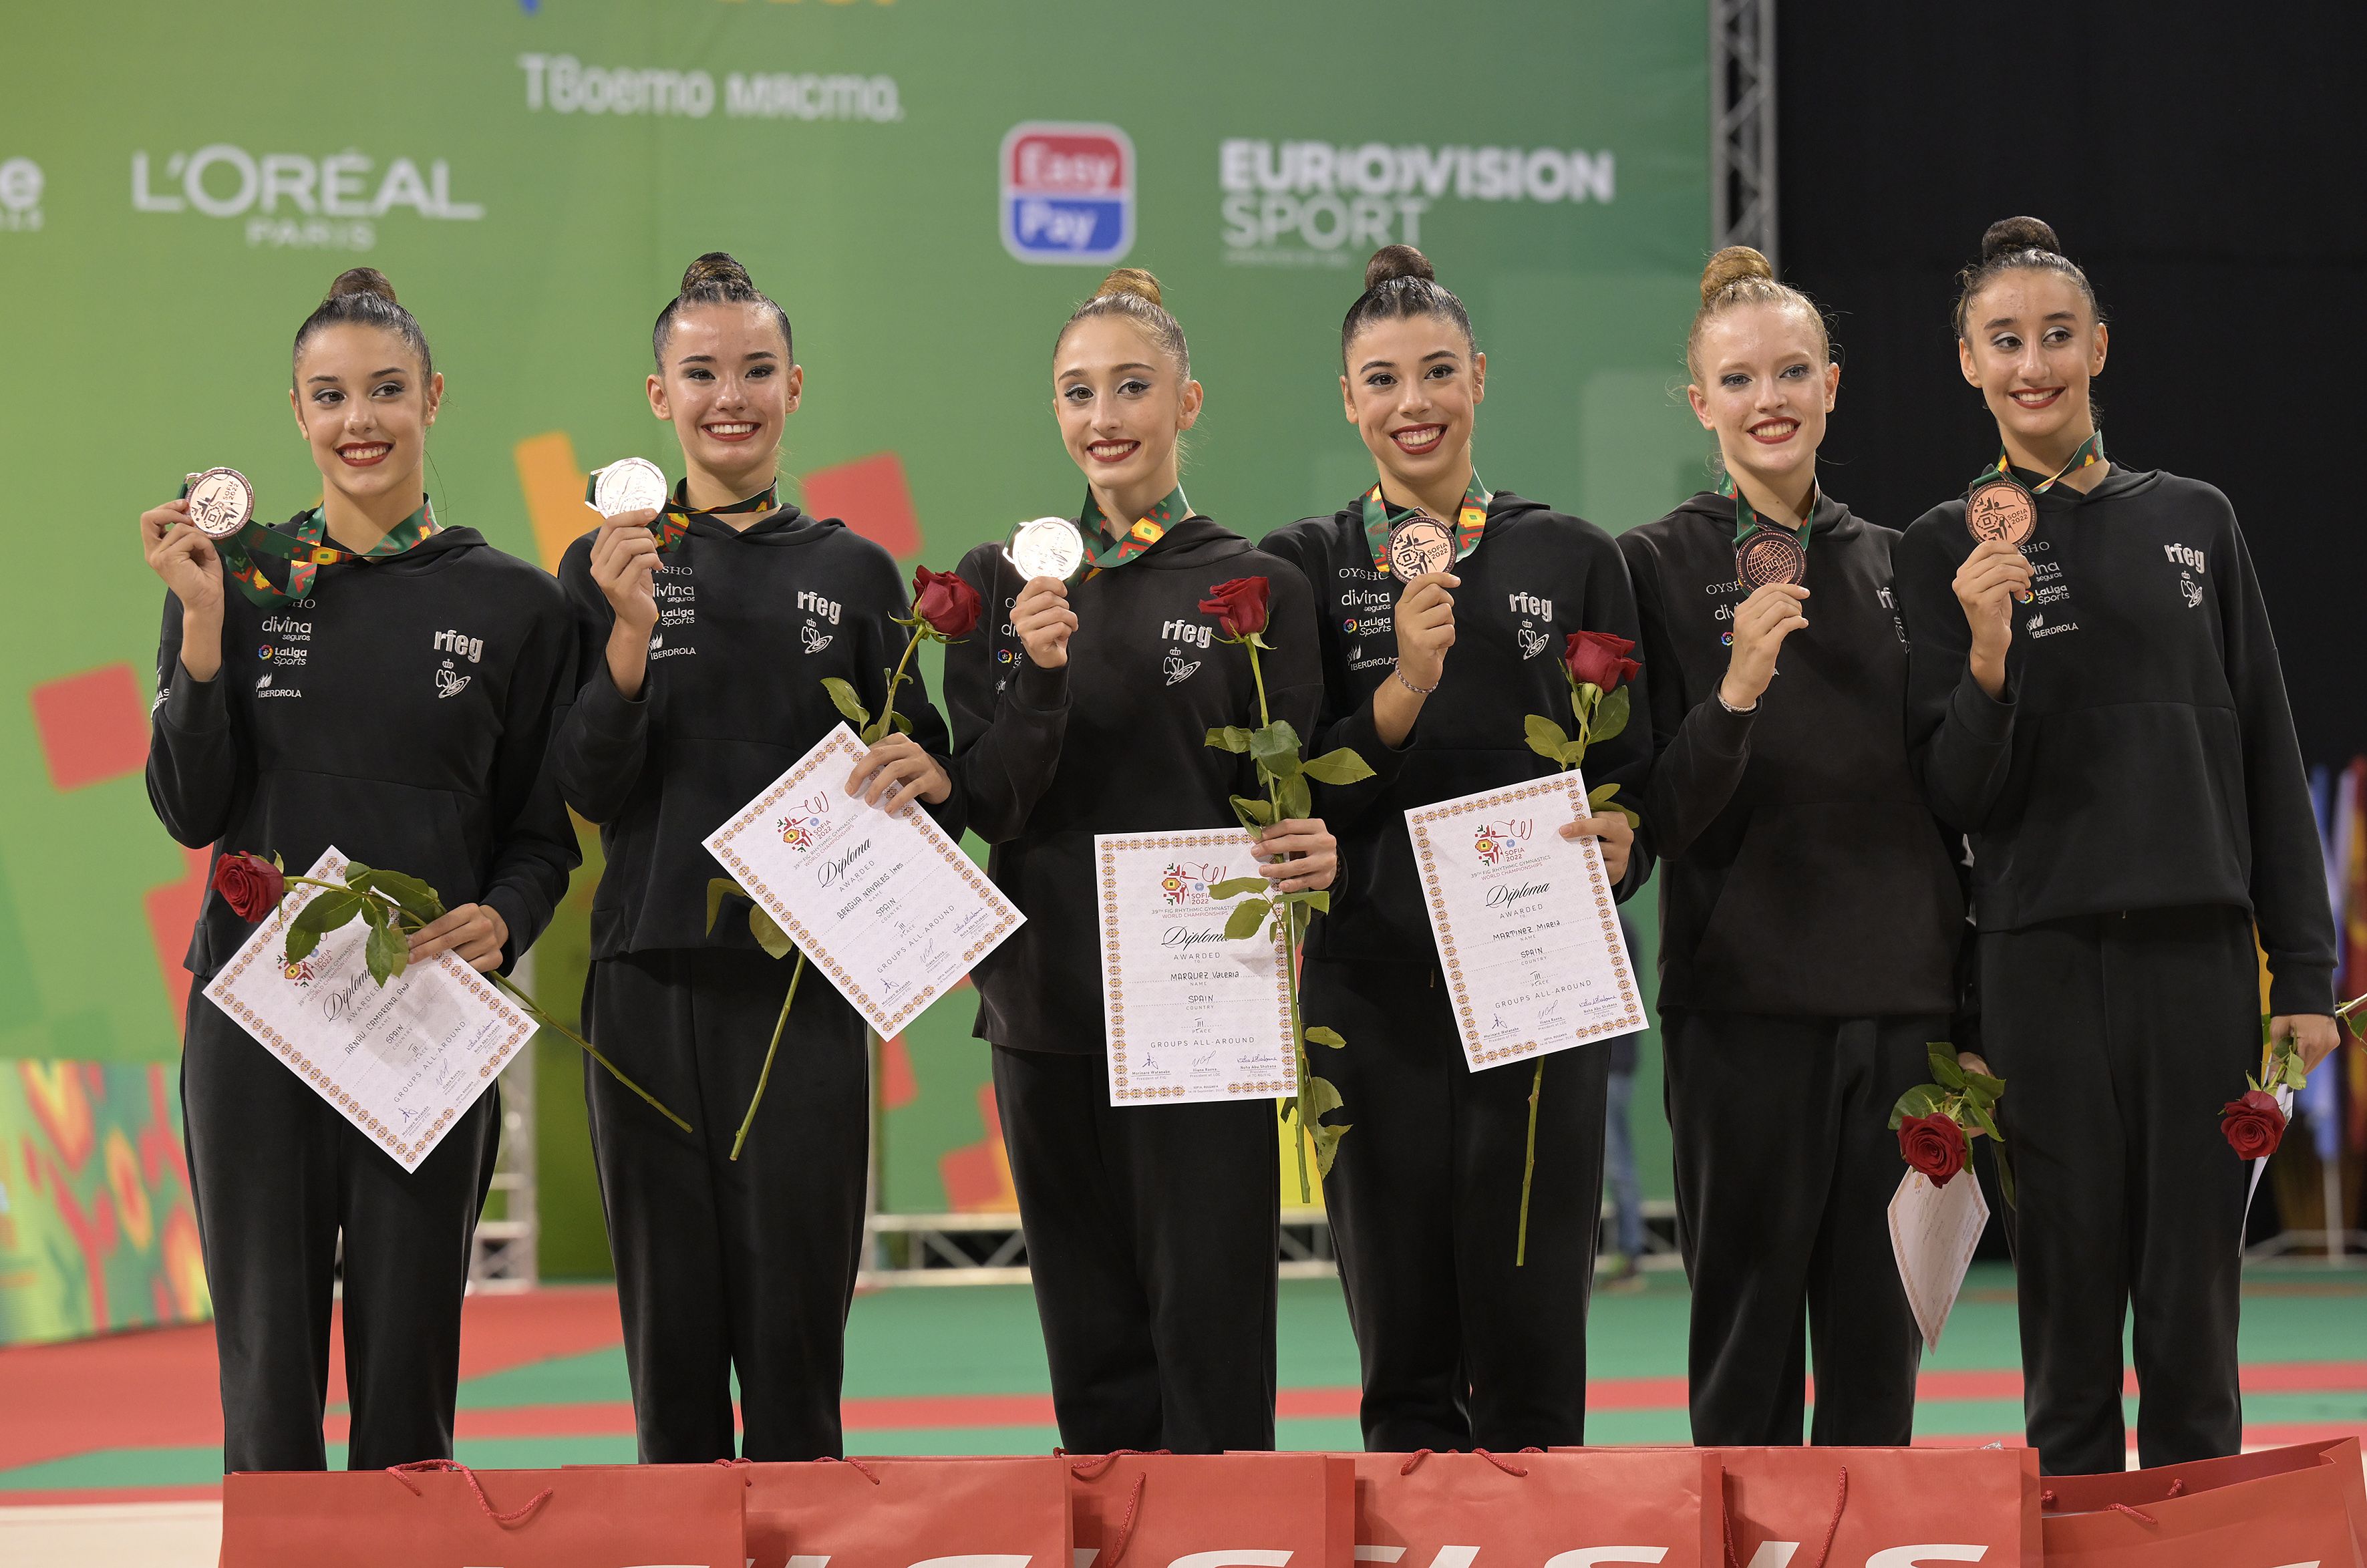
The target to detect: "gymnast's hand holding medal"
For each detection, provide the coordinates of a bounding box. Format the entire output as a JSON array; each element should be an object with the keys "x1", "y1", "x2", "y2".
[
  {"x1": 1002, "y1": 516, "x2": 1082, "y2": 670},
  {"x1": 1718, "y1": 476, "x2": 1814, "y2": 715}
]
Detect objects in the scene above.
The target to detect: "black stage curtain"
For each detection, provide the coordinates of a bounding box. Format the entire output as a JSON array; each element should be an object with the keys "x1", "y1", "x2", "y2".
[{"x1": 1776, "y1": 0, "x2": 2367, "y2": 762}]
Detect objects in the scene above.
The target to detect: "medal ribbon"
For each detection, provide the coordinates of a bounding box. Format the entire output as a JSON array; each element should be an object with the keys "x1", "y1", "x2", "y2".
[
  {"x1": 1972, "y1": 429, "x2": 2103, "y2": 494},
  {"x1": 1718, "y1": 472, "x2": 1816, "y2": 549},
  {"x1": 1081, "y1": 484, "x2": 1190, "y2": 571},
  {"x1": 582, "y1": 474, "x2": 780, "y2": 555},
  {"x1": 181, "y1": 479, "x2": 440, "y2": 608},
  {"x1": 1359, "y1": 472, "x2": 1491, "y2": 572}
]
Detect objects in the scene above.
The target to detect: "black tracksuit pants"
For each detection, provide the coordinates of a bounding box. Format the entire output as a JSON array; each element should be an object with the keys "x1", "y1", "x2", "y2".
[
  {"x1": 583, "y1": 947, "x2": 869, "y2": 1462},
  {"x1": 991, "y1": 1044, "x2": 1279, "y2": 1454},
  {"x1": 1981, "y1": 904, "x2": 2257, "y2": 1475},
  {"x1": 1301, "y1": 955, "x2": 1611, "y2": 1451},
  {"x1": 180, "y1": 988, "x2": 500, "y2": 1474},
  {"x1": 1662, "y1": 1009, "x2": 1935, "y2": 1447}
]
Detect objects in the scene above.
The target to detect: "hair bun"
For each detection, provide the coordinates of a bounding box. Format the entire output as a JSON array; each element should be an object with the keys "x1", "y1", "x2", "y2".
[
  {"x1": 1699, "y1": 246, "x2": 1775, "y2": 304},
  {"x1": 327, "y1": 267, "x2": 398, "y2": 305},
  {"x1": 681, "y1": 251, "x2": 754, "y2": 293},
  {"x1": 1982, "y1": 216, "x2": 2061, "y2": 262},
  {"x1": 1364, "y1": 244, "x2": 1435, "y2": 290},
  {"x1": 1094, "y1": 267, "x2": 1163, "y2": 306}
]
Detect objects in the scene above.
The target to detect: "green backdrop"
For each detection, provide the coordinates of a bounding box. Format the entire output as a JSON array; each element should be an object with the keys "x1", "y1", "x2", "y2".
[{"x1": 0, "y1": 0, "x2": 1709, "y2": 1309}]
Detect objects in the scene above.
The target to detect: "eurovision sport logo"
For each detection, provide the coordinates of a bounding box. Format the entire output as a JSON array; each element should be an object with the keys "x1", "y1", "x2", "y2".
[
  {"x1": 1001, "y1": 122, "x2": 1134, "y2": 265},
  {"x1": 1472, "y1": 818, "x2": 1535, "y2": 867},
  {"x1": 776, "y1": 792, "x2": 832, "y2": 851},
  {"x1": 1160, "y1": 860, "x2": 1225, "y2": 907}
]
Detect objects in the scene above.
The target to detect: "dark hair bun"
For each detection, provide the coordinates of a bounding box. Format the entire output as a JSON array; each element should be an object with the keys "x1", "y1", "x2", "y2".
[
  {"x1": 1094, "y1": 267, "x2": 1162, "y2": 306},
  {"x1": 681, "y1": 251, "x2": 754, "y2": 293},
  {"x1": 1364, "y1": 244, "x2": 1435, "y2": 290},
  {"x1": 327, "y1": 267, "x2": 398, "y2": 305},
  {"x1": 1982, "y1": 216, "x2": 2061, "y2": 262},
  {"x1": 1700, "y1": 245, "x2": 1774, "y2": 304}
]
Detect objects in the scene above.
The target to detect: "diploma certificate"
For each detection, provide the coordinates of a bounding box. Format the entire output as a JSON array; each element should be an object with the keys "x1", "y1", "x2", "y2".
[
  {"x1": 703, "y1": 724, "x2": 1023, "y2": 1040},
  {"x1": 1094, "y1": 828, "x2": 1298, "y2": 1106},
  {"x1": 1404, "y1": 771, "x2": 1645, "y2": 1072},
  {"x1": 204, "y1": 847, "x2": 534, "y2": 1172}
]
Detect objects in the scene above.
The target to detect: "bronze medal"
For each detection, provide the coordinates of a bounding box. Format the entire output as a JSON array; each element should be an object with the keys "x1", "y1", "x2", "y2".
[
  {"x1": 184, "y1": 467, "x2": 255, "y2": 539},
  {"x1": 1735, "y1": 528, "x2": 1806, "y2": 589},
  {"x1": 1388, "y1": 510, "x2": 1455, "y2": 579},
  {"x1": 1965, "y1": 477, "x2": 2036, "y2": 548}
]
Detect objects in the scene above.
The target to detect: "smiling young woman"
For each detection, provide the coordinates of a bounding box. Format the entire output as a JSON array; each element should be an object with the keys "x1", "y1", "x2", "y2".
[
  {"x1": 546, "y1": 252, "x2": 963, "y2": 1464},
  {"x1": 1895, "y1": 217, "x2": 2340, "y2": 1475},
  {"x1": 141, "y1": 267, "x2": 581, "y2": 1472},
  {"x1": 1259, "y1": 244, "x2": 1652, "y2": 1452},
  {"x1": 1617, "y1": 246, "x2": 1967, "y2": 1449},
  {"x1": 939, "y1": 267, "x2": 1337, "y2": 1454}
]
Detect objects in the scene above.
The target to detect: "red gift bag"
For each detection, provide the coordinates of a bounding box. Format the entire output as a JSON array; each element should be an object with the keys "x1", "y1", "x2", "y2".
[
  {"x1": 1354, "y1": 1448, "x2": 1722, "y2": 1567},
  {"x1": 1561, "y1": 1446, "x2": 2041, "y2": 1568},
  {"x1": 732, "y1": 1455, "x2": 1073, "y2": 1568},
  {"x1": 1066, "y1": 1452, "x2": 1354, "y2": 1568},
  {"x1": 222, "y1": 1459, "x2": 746, "y2": 1567},
  {"x1": 2038, "y1": 1438, "x2": 2367, "y2": 1568}
]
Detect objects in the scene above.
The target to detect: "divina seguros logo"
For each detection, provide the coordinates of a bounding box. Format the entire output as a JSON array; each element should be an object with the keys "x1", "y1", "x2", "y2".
[
  {"x1": 132, "y1": 146, "x2": 483, "y2": 253},
  {"x1": 1001, "y1": 122, "x2": 1134, "y2": 265}
]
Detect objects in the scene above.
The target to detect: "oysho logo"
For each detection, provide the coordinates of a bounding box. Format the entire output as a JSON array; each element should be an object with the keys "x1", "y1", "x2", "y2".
[
  {"x1": 132, "y1": 146, "x2": 483, "y2": 253},
  {"x1": 0, "y1": 158, "x2": 43, "y2": 232},
  {"x1": 432, "y1": 628, "x2": 484, "y2": 663},
  {"x1": 1001, "y1": 122, "x2": 1134, "y2": 265},
  {"x1": 1220, "y1": 138, "x2": 1613, "y2": 267}
]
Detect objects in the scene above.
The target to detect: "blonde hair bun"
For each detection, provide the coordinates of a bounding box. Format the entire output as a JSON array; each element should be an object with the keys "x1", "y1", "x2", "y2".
[
  {"x1": 1699, "y1": 246, "x2": 1774, "y2": 305},
  {"x1": 1096, "y1": 267, "x2": 1163, "y2": 307}
]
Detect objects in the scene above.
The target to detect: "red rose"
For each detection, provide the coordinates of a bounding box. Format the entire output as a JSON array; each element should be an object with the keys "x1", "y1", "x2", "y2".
[
  {"x1": 2219, "y1": 1088, "x2": 2286, "y2": 1161},
  {"x1": 1564, "y1": 630, "x2": 1640, "y2": 691},
  {"x1": 911, "y1": 566, "x2": 982, "y2": 639},
  {"x1": 1199, "y1": 577, "x2": 1271, "y2": 639},
  {"x1": 1898, "y1": 1112, "x2": 1969, "y2": 1185},
  {"x1": 212, "y1": 851, "x2": 286, "y2": 922}
]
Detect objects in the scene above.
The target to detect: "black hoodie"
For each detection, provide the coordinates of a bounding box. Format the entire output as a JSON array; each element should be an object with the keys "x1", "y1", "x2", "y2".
[
  {"x1": 945, "y1": 513, "x2": 1321, "y2": 1056},
  {"x1": 553, "y1": 505, "x2": 961, "y2": 959},
  {"x1": 148, "y1": 522, "x2": 580, "y2": 979},
  {"x1": 1619, "y1": 491, "x2": 1963, "y2": 1015},
  {"x1": 1895, "y1": 465, "x2": 2336, "y2": 1016},
  {"x1": 1261, "y1": 492, "x2": 1653, "y2": 964}
]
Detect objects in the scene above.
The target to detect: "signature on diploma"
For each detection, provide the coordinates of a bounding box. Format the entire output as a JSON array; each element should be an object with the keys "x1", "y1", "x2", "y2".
[{"x1": 319, "y1": 969, "x2": 375, "y2": 1024}]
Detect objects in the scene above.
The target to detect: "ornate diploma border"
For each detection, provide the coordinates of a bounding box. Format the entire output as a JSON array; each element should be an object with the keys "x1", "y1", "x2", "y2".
[
  {"x1": 204, "y1": 850, "x2": 531, "y2": 1171},
  {"x1": 705, "y1": 726, "x2": 1022, "y2": 1041},
  {"x1": 1405, "y1": 772, "x2": 1643, "y2": 1071},
  {"x1": 1096, "y1": 829, "x2": 1297, "y2": 1104}
]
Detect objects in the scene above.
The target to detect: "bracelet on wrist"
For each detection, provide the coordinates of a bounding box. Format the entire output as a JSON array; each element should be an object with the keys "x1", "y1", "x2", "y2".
[
  {"x1": 1716, "y1": 688, "x2": 1758, "y2": 716},
  {"x1": 1392, "y1": 663, "x2": 1439, "y2": 696}
]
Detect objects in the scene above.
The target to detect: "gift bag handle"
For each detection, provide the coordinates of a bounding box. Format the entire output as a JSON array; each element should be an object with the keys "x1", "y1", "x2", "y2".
[
  {"x1": 714, "y1": 1456, "x2": 881, "y2": 1486},
  {"x1": 1398, "y1": 1448, "x2": 1530, "y2": 1478},
  {"x1": 1724, "y1": 1466, "x2": 1847, "y2": 1568},
  {"x1": 385, "y1": 1460, "x2": 553, "y2": 1528},
  {"x1": 1060, "y1": 1450, "x2": 1169, "y2": 1568},
  {"x1": 2038, "y1": 1488, "x2": 2163, "y2": 1525}
]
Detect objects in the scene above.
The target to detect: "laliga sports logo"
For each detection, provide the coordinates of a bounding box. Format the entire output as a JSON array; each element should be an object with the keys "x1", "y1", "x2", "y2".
[
  {"x1": 1001, "y1": 122, "x2": 1134, "y2": 265},
  {"x1": 776, "y1": 792, "x2": 832, "y2": 851},
  {"x1": 1472, "y1": 818, "x2": 1534, "y2": 867},
  {"x1": 1160, "y1": 861, "x2": 1225, "y2": 907}
]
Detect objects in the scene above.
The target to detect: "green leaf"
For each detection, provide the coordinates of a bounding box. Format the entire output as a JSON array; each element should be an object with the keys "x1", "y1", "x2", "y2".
[
  {"x1": 1589, "y1": 685, "x2": 1631, "y2": 746},
  {"x1": 1889, "y1": 1082, "x2": 1945, "y2": 1128},
  {"x1": 360, "y1": 898, "x2": 387, "y2": 931},
  {"x1": 1927, "y1": 1043, "x2": 1969, "y2": 1090},
  {"x1": 705, "y1": 878, "x2": 744, "y2": 936},
  {"x1": 748, "y1": 905, "x2": 795, "y2": 961},
  {"x1": 1277, "y1": 774, "x2": 1311, "y2": 824},
  {"x1": 1964, "y1": 1070, "x2": 2007, "y2": 1100},
  {"x1": 1993, "y1": 1143, "x2": 2017, "y2": 1209},
  {"x1": 1963, "y1": 1098, "x2": 2002, "y2": 1142},
  {"x1": 285, "y1": 925, "x2": 321, "y2": 965},
  {"x1": 1303, "y1": 1075, "x2": 1345, "y2": 1120},
  {"x1": 1611, "y1": 803, "x2": 1641, "y2": 828},
  {"x1": 1229, "y1": 794, "x2": 1276, "y2": 830},
  {"x1": 890, "y1": 710, "x2": 914, "y2": 735},
  {"x1": 1205, "y1": 726, "x2": 1253, "y2": 754},
  {"x1": 1305, "y1": 1026, "x2": 1346, "y2": 1050},
  {"x1": 1223, "y1": 898, "x2": 1273, "y2": 941},
  {"x1": 1524, "y1": 714, "x2": 1572, "y2": 762},
  {"x1": 1587, "y1": 782, "x2": 1621, "y2": 807},
  {"x1": 1280, "y1": 890, "x2": 1331, "y2": 915},
  {"x1": 365, "y1": 919, "x2": 407, "y2": 987},
  {"x1": 360, "y1": 868, "x2": 444, "y2": 923},
  {"x1": 820, "y1": 676, "x2": 871, "y2": 732},
  {"x1": 292, "y1": 889, "x2": 364, "y2": 938},
  {"x1": 341, "y1": 861, "x2": 373, "y2": 884},
  {"x1": 1209, "y1": 876, "x2": 1269, "y2": 900},
  {"x1": 1311, "y1": 1120, "x2": 1351, "y2": 1177},
  {"x1": 1249, "y1": 722, "x2": 1304, "y2": 772},
  {"x1": 859, "y1": 717, "x2": 890, "y2": 746},
  {"x1": 1301, "y1": 748, "x2": 1376, "y2": 786}
]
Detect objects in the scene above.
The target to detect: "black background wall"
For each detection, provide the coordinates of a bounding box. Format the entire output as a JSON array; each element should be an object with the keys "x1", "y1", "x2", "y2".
[{"x1": 1776, "y1": 0, "x2": 2366, "y2": 765}]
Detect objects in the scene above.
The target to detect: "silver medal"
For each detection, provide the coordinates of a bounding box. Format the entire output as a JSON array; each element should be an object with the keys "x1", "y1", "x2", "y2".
[
  {"x1": 591, "y1": 457, "x2": 669, "y2": 518},
  {"x1": 1004, "y1": 516, "x2": 1086, "y2": 581},
  {"x1": 185, "y1": 467, "x2": 255, "y2": 539}
]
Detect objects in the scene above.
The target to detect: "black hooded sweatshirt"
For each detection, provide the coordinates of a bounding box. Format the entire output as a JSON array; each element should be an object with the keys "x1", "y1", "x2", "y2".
[
  {"x1": 1261, "y1": 492, "x2": 1653, "y2": 964},
  {"x1": 945, "y1": 513, "x2": 1320, "y2": 1056},
  {"x1": 1895, "y1": 465, "x2": 2336, "y2": 1017},
  {"x1": 148, "y1": 522, "x2": 580, "y2": 979},
  {"x1": 552, "y1": 504, "x2": 961, "y2": 959},
  {"x1": 1619, "y1": 491, "x2": 1963, "y2": 1016}
]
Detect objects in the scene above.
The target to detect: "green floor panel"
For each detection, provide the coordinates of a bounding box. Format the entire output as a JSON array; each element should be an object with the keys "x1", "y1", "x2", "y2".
[{"x1": 0, "y1": 1445, "x2": 230, "y2": 1493}]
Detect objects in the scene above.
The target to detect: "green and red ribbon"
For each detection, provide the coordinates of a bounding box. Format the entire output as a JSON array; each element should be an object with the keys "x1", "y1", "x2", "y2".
[
  {"x1": 1718, "y1": 472, "x2": 1817, "y2": 551},
  {"x1": 1359, "y1": 471, "x2": 1490, "y2": 573},
  {"x1": 180, "y1": 479, "x2": 441, "y2": 608},
  {"x1": 1080, "y1": 484, "x2": 1191, "y2": 573},
  {"x1": 583, "y1": 472, "x2": 780, "y2": 556}
]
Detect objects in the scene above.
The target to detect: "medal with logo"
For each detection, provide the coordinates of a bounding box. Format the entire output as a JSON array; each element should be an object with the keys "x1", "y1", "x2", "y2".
[
  {"x1": 585, "y1": 462, "x2": 777, "y2": 555},
  {"x1": 1961, "y1": 430, "x2": 2100, "y2": 610},
  {"x1": 1722, "y1": 474, "x2": 1812, "y2": 589},
  {"x1": 1360, "y1": 472, "x2": 1490, "y2": 577},
  {"x1": 1080, "y1": 485, "x2": 1190, "y2": 575},
  {"x1": 178, "y1": 469, "x2": 440, "y2": 607},
  {"x1": 1004, "y1": 516, "x2": 1087, "y2": 582}
]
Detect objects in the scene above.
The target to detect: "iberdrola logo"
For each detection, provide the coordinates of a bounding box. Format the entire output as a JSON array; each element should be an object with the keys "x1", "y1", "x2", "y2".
[
  {"x1": 1472, "y1": 818, "x2": 1533, "y2": 867},
  {"x1": 1160, "y1": 860, "x2": 1225, "y2": 906}
]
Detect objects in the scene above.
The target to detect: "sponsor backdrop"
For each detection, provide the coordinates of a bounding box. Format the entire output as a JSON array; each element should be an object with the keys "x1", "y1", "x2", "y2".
[{"x1": 0, "y1": 0, "x2": 1708, "y2": 1312}]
